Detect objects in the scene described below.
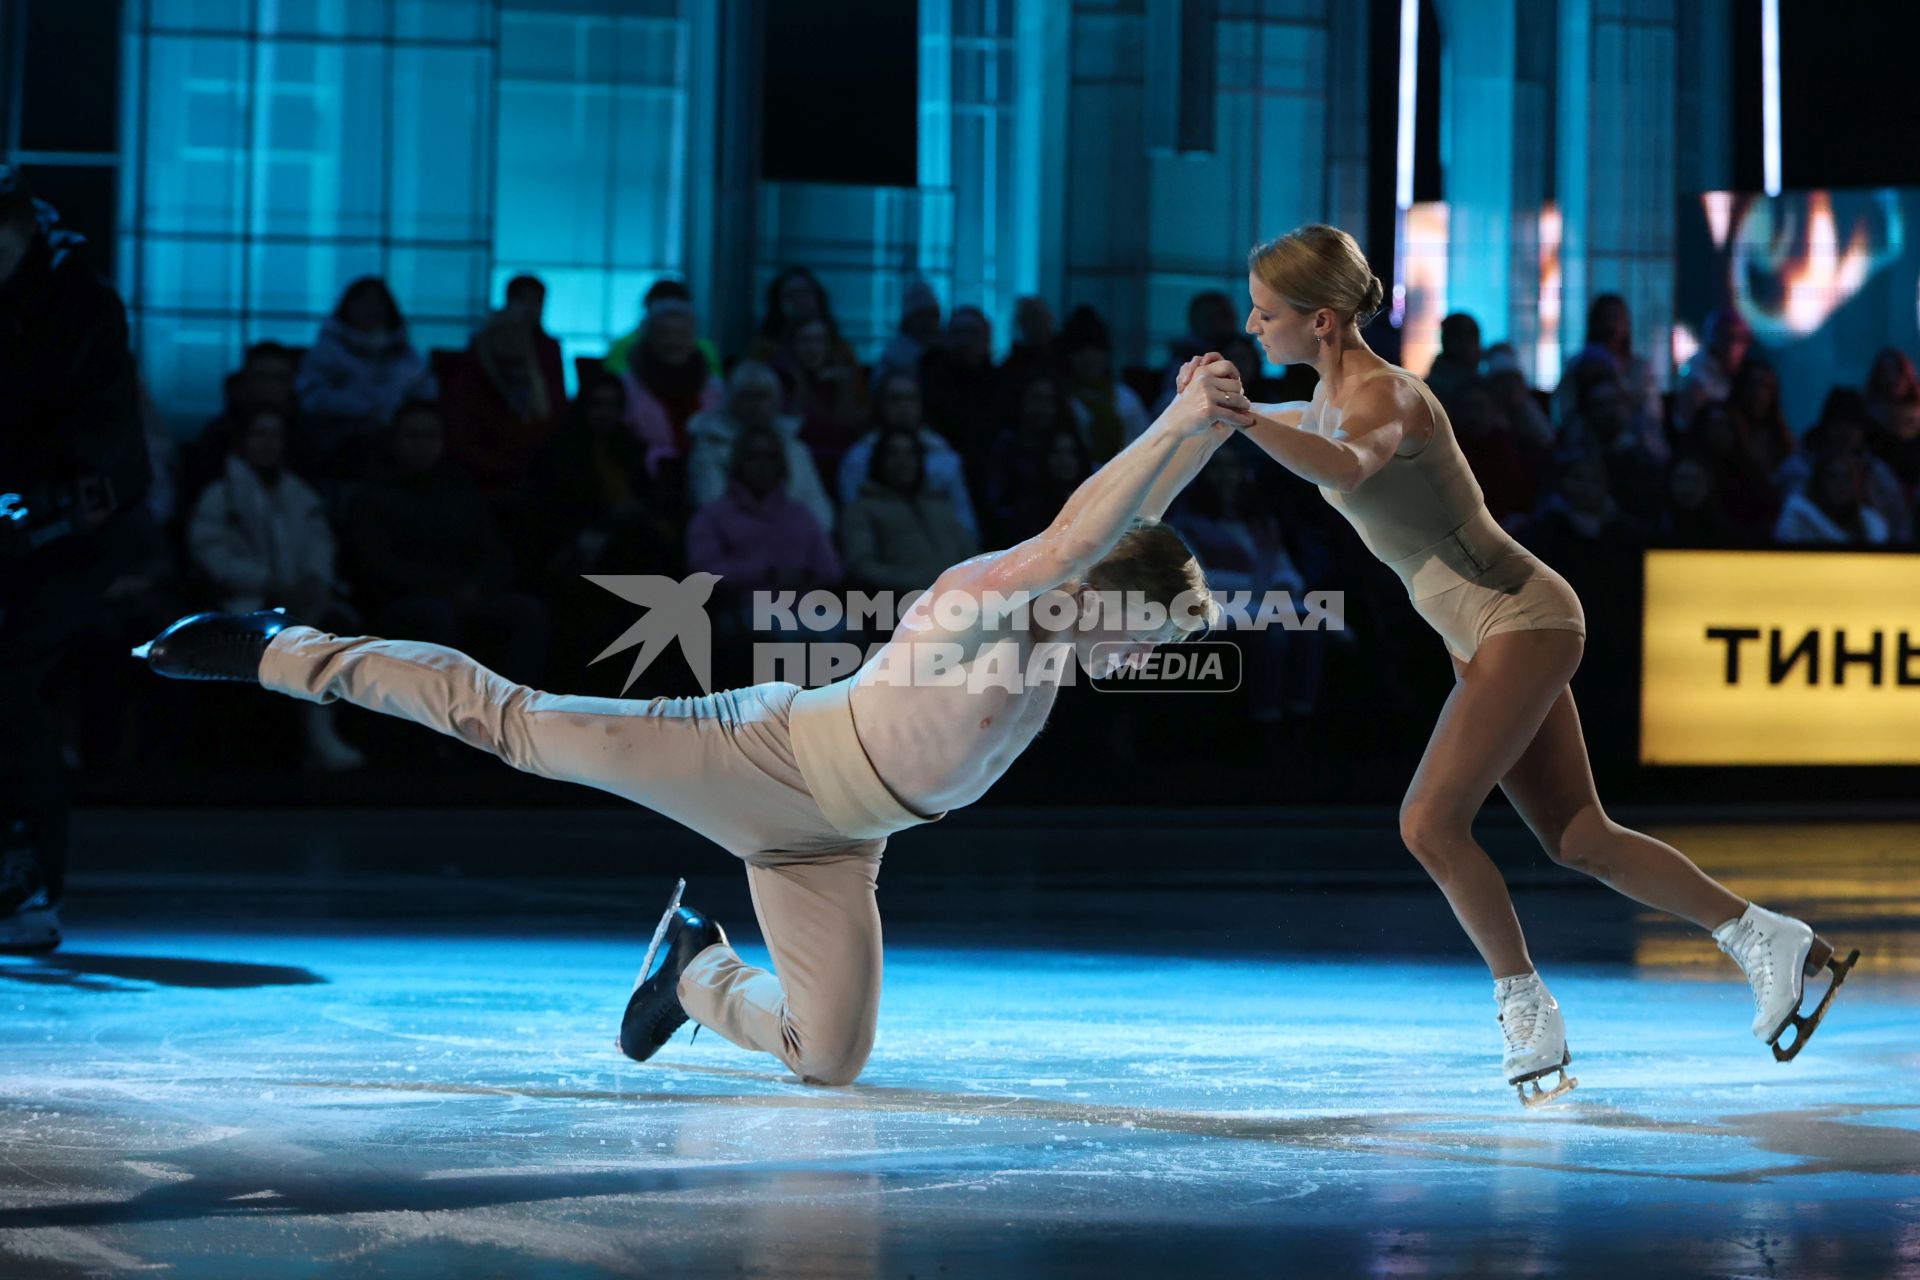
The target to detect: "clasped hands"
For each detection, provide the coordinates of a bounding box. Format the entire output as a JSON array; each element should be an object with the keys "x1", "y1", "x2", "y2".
[{"x1": 1168, "y1": 352, "x2": 1256, "y2": 438}]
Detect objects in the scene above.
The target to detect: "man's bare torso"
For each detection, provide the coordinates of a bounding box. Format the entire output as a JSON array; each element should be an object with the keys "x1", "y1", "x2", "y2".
[{"x1": 846, "y1": 584, "x2": 1070, "y2": 815}]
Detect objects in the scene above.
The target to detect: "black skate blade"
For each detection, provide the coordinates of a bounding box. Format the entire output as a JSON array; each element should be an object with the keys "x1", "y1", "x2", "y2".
[{"x1": 1770, "y1": 948, "x2": 1861, "y2": 1062}]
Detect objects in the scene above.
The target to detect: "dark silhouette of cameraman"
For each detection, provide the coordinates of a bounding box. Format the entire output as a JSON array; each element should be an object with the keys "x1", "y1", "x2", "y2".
[{"x1": 0, "y1": 173, "x2": 150, "y2": 952}]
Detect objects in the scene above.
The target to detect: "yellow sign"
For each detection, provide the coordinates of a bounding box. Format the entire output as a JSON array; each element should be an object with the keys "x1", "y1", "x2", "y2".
[{"x1": 1641, "y1": 550, "x2": 1920, "y2": 765}]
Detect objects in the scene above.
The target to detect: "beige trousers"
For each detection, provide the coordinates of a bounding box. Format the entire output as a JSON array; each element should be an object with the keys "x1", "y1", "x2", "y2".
[{"x1": 260, "y1": 625, "x2": 940, "y2": 1085}]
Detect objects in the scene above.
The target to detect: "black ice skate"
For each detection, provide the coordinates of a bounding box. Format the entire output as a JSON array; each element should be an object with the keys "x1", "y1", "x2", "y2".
[
  {"x1": 133, "y1": 607, "x2": 298, "y2": 681},
  {"x1": 618, "y1": 879, "x2": 727, "y2": 1063}
]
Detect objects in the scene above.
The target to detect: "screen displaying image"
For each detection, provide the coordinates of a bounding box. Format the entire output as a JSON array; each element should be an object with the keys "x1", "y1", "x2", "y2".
[{"x1": 1677, "y1": 188, "x2": 1917, "y2": 429}]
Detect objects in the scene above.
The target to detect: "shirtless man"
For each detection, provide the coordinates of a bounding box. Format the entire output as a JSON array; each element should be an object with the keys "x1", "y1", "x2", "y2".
[{"x1": 134, "y1": 357, "x2": 1254, "y2": 1086}]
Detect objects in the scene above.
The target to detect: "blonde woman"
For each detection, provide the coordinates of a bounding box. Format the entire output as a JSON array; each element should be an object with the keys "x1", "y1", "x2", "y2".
[{"x1": 1190, "y1": 224, "x2": 1858, "y2": 1105}]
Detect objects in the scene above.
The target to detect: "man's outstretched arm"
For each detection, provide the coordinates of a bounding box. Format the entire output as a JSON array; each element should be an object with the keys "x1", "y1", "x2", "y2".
[{"x1": 937, "y1": 359, "x2": 1249, "y2": 601}]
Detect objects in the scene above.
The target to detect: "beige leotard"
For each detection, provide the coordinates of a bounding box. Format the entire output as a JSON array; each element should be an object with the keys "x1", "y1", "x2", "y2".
[{"x1": 1313, "y1": 365, "x2": 1585, "y2": 661}]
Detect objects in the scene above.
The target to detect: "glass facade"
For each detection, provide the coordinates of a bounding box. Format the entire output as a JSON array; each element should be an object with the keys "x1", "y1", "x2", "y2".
[{"x1": 119, "y1": 0, "x2": 690, "y2": 419}]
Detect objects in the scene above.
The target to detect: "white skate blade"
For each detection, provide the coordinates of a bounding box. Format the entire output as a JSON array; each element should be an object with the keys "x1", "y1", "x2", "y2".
[
  {"x1": 1515, "y1": 1069, "x2": 1578, "y2": 1108},
  {"x1": 1510, "y1": 1050, "x2": 1577, "y2": 1108},
  {"x1": 1769, "y1": 947, "x2": 1862, "y2": 1062},
  {"x1": 632, "y1": 878, "x2": 687, "y2": 994}
]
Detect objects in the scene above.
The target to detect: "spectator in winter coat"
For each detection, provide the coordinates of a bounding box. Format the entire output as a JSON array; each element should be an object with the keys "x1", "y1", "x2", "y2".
[{"x1": 838, "y1": 426, "x2": 979, "y2": 597}]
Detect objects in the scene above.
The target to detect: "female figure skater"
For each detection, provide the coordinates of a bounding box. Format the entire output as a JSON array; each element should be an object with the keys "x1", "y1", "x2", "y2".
[{"x1": 1202, "y1": 224, "x2": 1858, "y2": 1105}]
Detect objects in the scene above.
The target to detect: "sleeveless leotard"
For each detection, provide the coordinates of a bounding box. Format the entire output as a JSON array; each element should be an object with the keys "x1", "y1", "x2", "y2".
[{"x1": 1311, "y1": 365, "x2": 1585, "y2": 661}]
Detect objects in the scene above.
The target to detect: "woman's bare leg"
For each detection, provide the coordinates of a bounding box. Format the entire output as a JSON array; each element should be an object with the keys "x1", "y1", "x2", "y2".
[
  {"x1": 1398, "y1": 630, "x2": 1584, "y2": 978},
  {"x1": 1497, "y1": 686, "x2": 1747, "y2": 930}
]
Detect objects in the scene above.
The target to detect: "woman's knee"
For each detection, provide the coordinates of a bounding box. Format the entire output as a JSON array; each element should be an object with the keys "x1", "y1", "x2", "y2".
[
  {"x1": 1398, "y1": 797, "x2": 1473, "y2": 874},
  {"x1": 1537, "y1": 804, "x2": 1613, "y2": 875}
]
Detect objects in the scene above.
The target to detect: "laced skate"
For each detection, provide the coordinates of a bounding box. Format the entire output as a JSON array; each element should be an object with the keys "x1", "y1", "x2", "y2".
[
  {"x1": 1496, "y1": 973, "x2": 1577, "y2": 1108},
  {"x1": 1714, "y1": 904, "x2": 1860, "y2": 1062}
]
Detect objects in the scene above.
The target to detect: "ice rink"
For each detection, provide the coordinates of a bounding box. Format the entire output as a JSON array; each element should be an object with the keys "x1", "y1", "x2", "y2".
[{"x1": 2, "y1": 811, "x2": 1916, "y2": 1278}]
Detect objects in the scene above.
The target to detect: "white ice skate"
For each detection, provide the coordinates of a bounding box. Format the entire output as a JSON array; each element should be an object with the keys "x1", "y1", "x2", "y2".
[
  {"x1": 1496, "y1": 972, "x2": 1577, "y2": 1108},
  {"x1": 1713, "y1": 903, "x2": 1860, "y2": 1062}
]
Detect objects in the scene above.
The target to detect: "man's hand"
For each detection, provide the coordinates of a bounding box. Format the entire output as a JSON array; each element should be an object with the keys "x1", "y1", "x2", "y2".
[
  {"x1": 1175, "y1": 350, "x2": 1230, "y2": 395},
  {"x1": 1164, "y1": 357, "x2": 1253, "y2": 438}
]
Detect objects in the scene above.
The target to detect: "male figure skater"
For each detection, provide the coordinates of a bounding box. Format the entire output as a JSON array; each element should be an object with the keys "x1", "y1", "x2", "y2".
[{"x1": 136, "y1": 357, "x2": 1254, "y2": 1086}]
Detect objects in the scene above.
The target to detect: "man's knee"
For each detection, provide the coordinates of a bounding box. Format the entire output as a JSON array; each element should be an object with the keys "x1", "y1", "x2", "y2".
[
  {"x1": 789, "y1": 1010, "x2": 876, "y2": 1087},
  {"x1": 794, "y1": 1039, "x2": 872, "y2": 1087}
]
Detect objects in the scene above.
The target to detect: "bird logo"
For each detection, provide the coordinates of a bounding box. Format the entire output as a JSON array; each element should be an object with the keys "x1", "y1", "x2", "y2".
[{"x1": 585, "y1": 573, "x2": 722, "y2": 695}]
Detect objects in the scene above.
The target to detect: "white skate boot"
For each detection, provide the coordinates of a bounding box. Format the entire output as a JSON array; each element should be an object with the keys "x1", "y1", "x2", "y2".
[
  {"x1": 1713, "y1": 903, "x2": 1860, "y2": 1062},
  {"x1": 1495, "y1": 972, "x2": 1577, "y2": 1108}
]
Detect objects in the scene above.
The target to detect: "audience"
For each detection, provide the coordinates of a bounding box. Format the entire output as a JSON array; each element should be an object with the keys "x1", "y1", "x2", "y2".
[
  {"x1": 139, "y1": 260, "x2": 1920, "y2": 798},
  {"x1": 1425, "y1": 313, "x2": 1482, "y2": 404},
  {"x1": 999, "y1": 295, "x2": 1057, "y2": 384},
  {"x1": 185, "y1": 405, "x2": 363, "y2": 771},
  {"x1": 750, "y1": 266, "x2": 854, "y2": 370},
  {"x1": 985, "y1": 370, "x2": 1087, "y2": 543},
  {"x1": 521, "y1": 371, "x2": 680, "y2": 583},
  {"x1": 1056, "y1": 304, "x2": 1148, "y2": 461},
  {"x1": 1558, "y1": 362, "x2": 1663, "y2": 526},
  {"x1": 440, "y1": 309, "x2": 563, "y2": 506},
  {"x1": 1674, "y1": 307, "x2": 1752, "y2": 428},
  {"x1": 295, "y1": 277, "x2": 436, "y2": 431},
  {"x1": 1171, "y1": 441, "x2": 1324, "y2": 728},
  {"x1": 1648, "y1": 450, "x2": 1743, "y2": 549},
  {"x1": 1156, "y1": 291, "x2": 1241, "y2": 407},
  {"x1": 1552, "y1": 294, "x2": 1665, "y2": 455},
  {"x1": 685, "y1": 360, "x2": 835, "y2": 534},
  {"x1": 1865, "y1": 346, "x2": 1920, "y2": 493},
  {"x1": 919, "y1": 304, "x2": 999, "y2": 483},
  {"x1": 685, "y1": 424, "x2": 842, "y2": 646},
  {"x1": 1727, "y1": 359, "x2": 1795, "y2": 478},
  {"x1": 606, "y1": 278, "x2": 723, "y2": 379},
  {"x1": 836, "y1": 372, "x2": 980, "y2": 541},
  {"x1": 1689, "y1": 400, "x2": 1780, "y2": 542},
  {"x1": 872, "y1": 280, "x2": 942, "y2": 394},
  {"x1": 1445, "y1": 380, "x2": 1535, "y2": 523},
  {"x1": 1772, "y1": 389, "x2": 1911, "y2": 543},
  {"x1": 839, "y1": 427, "x2": 979, "y2": 596},
  {"x1": 611, "y1": 282, "x2": 725, "y2": 483},
  {"x1": 503, "y1": 274, "x2": 567, "y2": 410},
  {"x1": 1481, "y1": 344, "x2": 1553, "y2": 457},
  {"x1": 342, "y1": 401, "x2": 549, "y2": 685},
  {"x1": 779, "y1": 314, "x2": 870, "y2": 484},
  {"x1": 1775, "y1": 446, "x2": 1891, "y2": 546},
  {"x1": 180, "y1": 341, "x2": 301, "y2": 514}
]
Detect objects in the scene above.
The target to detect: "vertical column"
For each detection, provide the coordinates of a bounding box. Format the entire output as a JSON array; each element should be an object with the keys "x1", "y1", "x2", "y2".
[
  {"x1": 1014, "y1": 0, "x2": 1071, "y2": 314},
  {"x1": 1508, "y1": 0, "x2": 1557, "y2": 384},
  {"x1": 1324, "y1": 0, "x2": 1371, "y2": 239},
  {"x1": 1676, "y1": 0, "x2": 1733, "y2": 198},
  {"x1": 1559, "y1": 0, "x2": 1678, "y2": 386},
  {"x1": 1434, "y1": 0, "x2": 1517, "y2": 350},
  {"x1": 684, "y1": 0, "x2": 760, "y2": 357},
  {"x1": 922, "y1": 0, "x2": 1033, "y2": 340},
  {"x1": 1555, "y1": 0, "x2": 1590, "y2": 387}
]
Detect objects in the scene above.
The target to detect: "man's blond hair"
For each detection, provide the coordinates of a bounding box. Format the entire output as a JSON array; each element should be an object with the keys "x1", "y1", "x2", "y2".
[{"x1": 1084, "y1": 517, "x2": 1216, "y2": 639}]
